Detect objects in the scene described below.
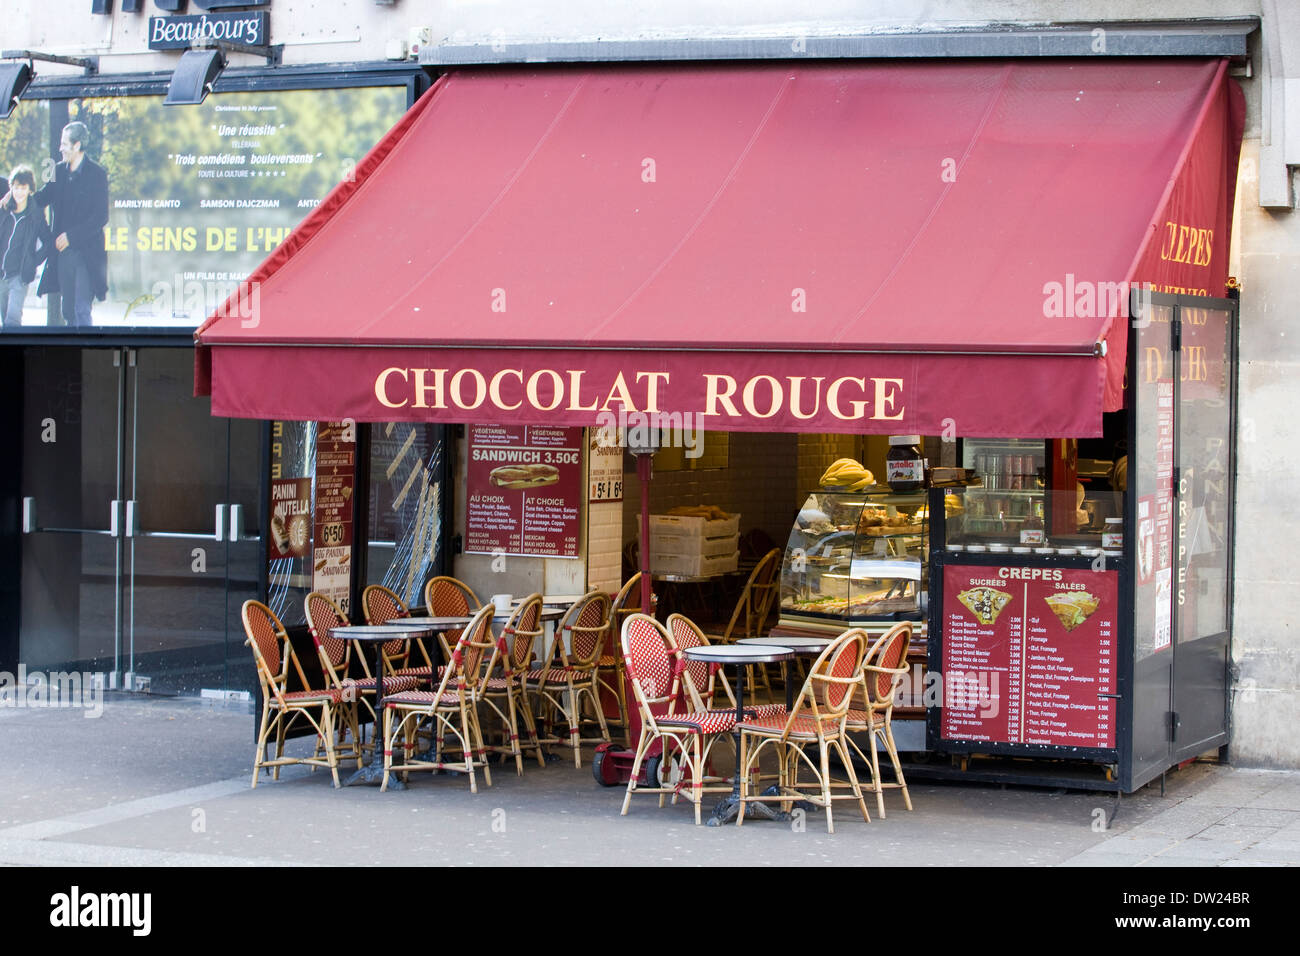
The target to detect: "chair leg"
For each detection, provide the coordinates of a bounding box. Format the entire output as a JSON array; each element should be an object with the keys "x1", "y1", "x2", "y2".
[
  {"x1": 567, "y1": 687, "x2": 582, "y2": 768},
  {"x1": 868, "y1": 723, "x2": 889, "y2": 816},
  {"x1": 515, "y1": 685, "x2": 543, "y2": 768},
  {"x1": 621, "y1": 726, "x2": 652, "y2": 816},
  {"x1": 692, "y1": 734, "x2": 704, "y2": 826},
  {"x1": 834, "y1": 737, "x2": 870, "y2": 824},
  {"x1": 322, "y1": 705, "x2": 341, "y2": 789},
  {"x1": 820, "y1": 740, "x2": 834, "y2": 834},
  {"x1": 251, "y1": 705, "x2": 273, "y2": 788},
  {"x1": 504, "y1": 693, "x2": 525, "y2": 776},
  {"x1": 737, "y1": 732, "x2": 750, "y2": 827},
  {"x1": 380, "y1": 707, "x2": 395, "y2": 792},
  {"x1": 884, "y1": 719, "x2": 913, "y2": 811}
]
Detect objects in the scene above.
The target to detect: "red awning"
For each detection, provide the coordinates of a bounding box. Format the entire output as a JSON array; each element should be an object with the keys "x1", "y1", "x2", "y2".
[{"x1": 196, "y1": 59, "x2": 1242, "y2": 437}]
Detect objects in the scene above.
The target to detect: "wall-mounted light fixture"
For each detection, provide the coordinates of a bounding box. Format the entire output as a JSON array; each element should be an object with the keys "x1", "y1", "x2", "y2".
[
  {"x1": 0, "y1": 50, "x2": 99, "y2": 120},
  {"x1": 164, "y1": 35, "x2": 283, "y2": 107}
]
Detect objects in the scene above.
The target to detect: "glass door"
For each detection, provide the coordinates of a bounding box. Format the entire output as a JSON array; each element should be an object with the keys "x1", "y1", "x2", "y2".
[
  {"x1": 1170, "y1": 302, "x2": 1235, "y2": 761},
  {"x1": 21, "y1": 346, "x2": 262, "y2": 695},
  {"x1": 20, "y1": 348, "x2": 126, "y2": 683},
  {"x1": 123, "y1": 348, "x2": 262, "y2": 695}
]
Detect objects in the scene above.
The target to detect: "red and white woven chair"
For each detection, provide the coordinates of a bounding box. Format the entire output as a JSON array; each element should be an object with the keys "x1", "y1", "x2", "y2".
[
  {"x1": 361, "y1": 584, "x2": 432, "y2": 682},
  {"x1": 737, "y1": 628, "x2": 872, "y2": 833},
  {"x1": 528, "y1": 590, "x2": 613, "y2": 767},
  {"x1": 475, "y1": 593, "x2": 546, "y2": 774},
  {"x1": 620, "y1": 613, "x2": 744, "y2": 825},
  {"x1": 304, "y1": 591, "x2": 421, "y2": 755},
  {"x1": 381, "y1": 604, "x2": 496, "y2": 794},
  {"x1": 242, "y1": 600, "x2": 349, "y2": 788},
  {"x1": 844, "y1": 622, "x2": 914, "y2": 818}
]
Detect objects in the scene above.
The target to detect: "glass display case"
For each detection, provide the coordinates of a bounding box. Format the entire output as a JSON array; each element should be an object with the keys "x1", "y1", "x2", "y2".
[{"x1": 779, "y1": 489, "x2": 929, "y2": 628}]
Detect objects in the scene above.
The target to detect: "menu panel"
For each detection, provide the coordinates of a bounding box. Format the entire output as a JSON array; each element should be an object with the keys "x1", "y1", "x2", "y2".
[
  {"x1": 465, "y1": 425, "x2": 582, "y2": 558},
  {"x1": 312, "y1": 420, "x2": 357, "y2": 616},
  {"x1": 940, "y1": 563, "x2": 1118, "y2": 749}
]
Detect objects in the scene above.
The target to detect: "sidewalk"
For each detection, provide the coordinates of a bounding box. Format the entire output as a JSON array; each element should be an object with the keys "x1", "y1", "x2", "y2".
[{"x1": 2, "y1": 694, "x2": 1296, "y2": 867}]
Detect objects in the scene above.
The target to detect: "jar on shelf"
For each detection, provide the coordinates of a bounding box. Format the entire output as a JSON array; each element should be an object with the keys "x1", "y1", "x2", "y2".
[{"x1": 885, "y1": 435, "x2": 925, "y2": 492}]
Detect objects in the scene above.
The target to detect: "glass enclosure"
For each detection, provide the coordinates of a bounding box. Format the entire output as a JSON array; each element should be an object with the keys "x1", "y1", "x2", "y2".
[{"x1": 780, "y1": 489, "x2": 928, "y2": 626}]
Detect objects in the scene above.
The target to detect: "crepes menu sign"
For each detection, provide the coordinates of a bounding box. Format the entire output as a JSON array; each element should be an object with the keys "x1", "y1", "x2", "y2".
[
  {"x1": 940, "y1": 563, "x2": 1118, "y2": 750},
  {"x1": 312, "y1": 420, "x2": 356, "y2": 616},
  {"x1": 465, "y1": 425, "x2": 582, "y2": 558}
]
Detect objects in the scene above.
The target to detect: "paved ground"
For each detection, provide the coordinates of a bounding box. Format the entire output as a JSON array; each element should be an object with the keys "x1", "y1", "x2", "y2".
[{"x1": 1, "y1": 694, "x2": 1297, "y2": 867}]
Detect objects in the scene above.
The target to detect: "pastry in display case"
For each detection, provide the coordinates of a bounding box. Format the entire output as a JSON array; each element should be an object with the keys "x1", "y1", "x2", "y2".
[{"x1": 779, "y1": 489, "x2": 929, "y2": 627}]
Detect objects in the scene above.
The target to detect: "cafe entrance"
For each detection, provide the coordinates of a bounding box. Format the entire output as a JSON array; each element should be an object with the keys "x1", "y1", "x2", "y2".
[{"x1": 16, "y1": 345, "x2": 264, "y2": 695}]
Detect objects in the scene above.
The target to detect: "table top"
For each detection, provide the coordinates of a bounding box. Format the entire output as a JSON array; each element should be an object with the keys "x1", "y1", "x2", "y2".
[
  {"x1": 652, "y1": 572, "x2": 730, "y2": 583},
  {"x1": 682, "y1": 644, "x2": 794, "y2": 665},
  {"x1": 331, "y1": 624, "x2": 434, "y2": 641},
  {"x1": 529, "y1": 594, "x2": 586, "y2": 607},
  {"x1": 738, "y1": 635, "x2": 832, "y2": 654},
  {"x1": 386, "y1": 608, "x2": 565, "y2": 628}
]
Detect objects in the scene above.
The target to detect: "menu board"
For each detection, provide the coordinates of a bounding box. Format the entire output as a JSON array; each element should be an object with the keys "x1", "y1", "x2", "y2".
[
  {"x1": 465, "y1": 425, "x2": 582, "y2": 558},
  {"x1": 312, "y1": 420, "x2": 357, "y2": 615},
  {"x1": 940, "y1": 563, "x2": 1118, "y2": 749},
  {"x1": 588, "y1": 435, "x2": 624, "y2": 503}
]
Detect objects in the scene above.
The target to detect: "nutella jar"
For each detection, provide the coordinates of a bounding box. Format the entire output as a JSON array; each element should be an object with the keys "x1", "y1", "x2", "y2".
[
  {"x1": 885, "y1": 435, "x2": 926, "y2": 492},
  {"x1": 1102, "y1": 518, "x2": 1124, "y2": 550}
]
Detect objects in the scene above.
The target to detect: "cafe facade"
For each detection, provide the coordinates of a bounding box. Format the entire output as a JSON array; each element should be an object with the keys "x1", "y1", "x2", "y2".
[{"x1": 2, "y1": 1, "x2": 1295, "y2": 777}]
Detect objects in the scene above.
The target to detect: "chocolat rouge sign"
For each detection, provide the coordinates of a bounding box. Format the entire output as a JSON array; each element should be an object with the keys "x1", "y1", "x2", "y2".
[
  {"x1": 146, "y1": 12, "x2": 269, "y2": 49},
  {"x1": 92, "y1": 1, "x2": 270, "y2": 14}
]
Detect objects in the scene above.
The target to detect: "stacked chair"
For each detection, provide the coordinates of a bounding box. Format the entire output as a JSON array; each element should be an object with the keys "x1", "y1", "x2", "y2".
[{"x1": 843, "y1": 622, "x2": 914, "y2": 818}]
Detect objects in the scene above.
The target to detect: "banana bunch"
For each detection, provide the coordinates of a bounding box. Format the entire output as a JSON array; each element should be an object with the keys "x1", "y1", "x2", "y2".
[{"x1": 819, "y1": 458, "x2": 875, "y2": 491}]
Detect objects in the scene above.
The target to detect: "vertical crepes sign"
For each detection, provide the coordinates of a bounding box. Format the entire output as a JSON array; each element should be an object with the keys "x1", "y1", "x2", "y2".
[{"x1": 312, "y1": 420, "x2": 356, "y2": 616}]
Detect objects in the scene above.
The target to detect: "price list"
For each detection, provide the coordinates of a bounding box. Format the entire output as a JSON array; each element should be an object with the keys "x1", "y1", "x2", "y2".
[
  {"x1": 940, "y1": 563, "x2": 1118, "y2": 749},
  {"x1": 466, "y1": 425, "x2": 583, "y2": 558},
  {"x1": 312, "y1": 420, "x2": 356, "y2": 615}
]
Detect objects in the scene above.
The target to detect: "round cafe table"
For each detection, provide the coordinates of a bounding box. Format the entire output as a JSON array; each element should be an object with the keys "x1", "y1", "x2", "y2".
[
  {"x1": 681, "y1": 643, "x2": 795, "y2": 827},
  {"x1": 737, "y1": 635, "x2": 834, "y2": 711},
  {"x1": 333, "y1": 623, "x2": 435, "y2": 790}
]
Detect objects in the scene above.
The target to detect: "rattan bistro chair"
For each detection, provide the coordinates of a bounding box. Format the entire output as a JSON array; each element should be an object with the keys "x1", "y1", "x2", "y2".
[
  {"x1": 596, "y1": 574, "x2": 649, "y2": 747},
  {"x1": 844, "y1": 622, "x2": 914, "y2": 818},
  {"x1": 361, "y1": 584, "x2": 433, "y2": 681},
  {"x1": 706, "y1": 548, "x2": 782, "y2": 698},
  {"x1": 737, "y1": 629, "x2": 872, "y2": 833},
  {"x1": 242, "y1": 600, "x2": 349, "y2": 788},
  {"x1": 620, "y1": 614, "x2": 744, "y2": 826},
  {"x1": 304, "y1": 591, "x2": 420, "y2": 752},
  {"x1": 528, "y1": 590, "x2": 613, "y2": 767},
  {"x1": 423, "y1": 575, "x2": 482, "y2": 665},
  {"x1": 476, "y1": 593, "x2": 547, "y2": 774},
  {"x1": 382, "y1": 604, "x2": 496, "y2": 794}
]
